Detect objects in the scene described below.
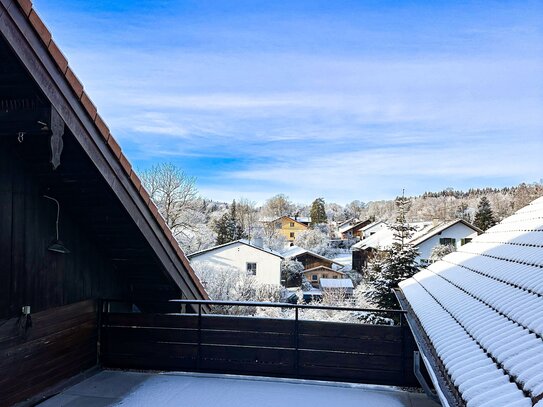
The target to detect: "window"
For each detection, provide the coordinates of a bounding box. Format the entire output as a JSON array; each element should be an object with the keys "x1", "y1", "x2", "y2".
[
  {"x1": 333, "y1": 276, "x2": 338, "y2": 279},
  {"x1": 246, "y1": 263, "x2": 257, "y2": 276},
  {"x1": 312, "y1": 275, "x2": 318, "y2": 281},
  {"x1": 290, "y1": 222, "x2": 295, "y2": 228},
  {"x1": 290, "y1": 232, "x2": 295, "y2": 238},
  {"x1": 323, "y1": 274, "x2": 328, "y2": 278},
  {"x1": 460, "y1": 238, "x2": 472, "y2": 246},
  {"x1": 439, "y1": 238, "x2": 456, "y2": 246}
]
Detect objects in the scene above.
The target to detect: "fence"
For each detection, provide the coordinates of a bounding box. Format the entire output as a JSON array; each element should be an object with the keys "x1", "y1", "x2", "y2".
[{"x1": 100, "y1": 300, "x2": 418, "y2": 387}]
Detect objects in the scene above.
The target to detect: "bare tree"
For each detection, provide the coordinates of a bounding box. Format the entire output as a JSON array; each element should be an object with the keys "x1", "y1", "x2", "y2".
[
  {"x1": 140, "y1": 162, "x2": 199, "y2": 234},
  {"x1": 261, "y1": 194, "x2": 295, "y2": 219}
]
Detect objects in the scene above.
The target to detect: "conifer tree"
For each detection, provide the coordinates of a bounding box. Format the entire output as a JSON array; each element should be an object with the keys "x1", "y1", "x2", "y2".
[
  {"x1": 310, "y1": 197, "x2": 327, "y2": 225},
  {"x1": 365, "y1": 194, "x2": 419, "y2": 309},
  {"x1": 473, "y1": 196, "x2": 497, "y2": 231},
  {"x1": 214, "y1": 200, "x2": 247, "y2": 245}
]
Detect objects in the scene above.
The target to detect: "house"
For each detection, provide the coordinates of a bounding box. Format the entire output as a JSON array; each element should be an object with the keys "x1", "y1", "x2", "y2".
[
  {"x1": 188, "y1": 239, "x2": 283, "y2": 285},
  {"x1": 0, "y1": 2, "x2": 207, "y2": 403},
  {"x1": 303, "y1": 266, "x2": 347, "y2": 288},
  {"x1": 396, "y1": 196, "x2": 543, "y2": 407},
  {"x1": 270, "y1": 216, "x2": 309, "y2": 243},
  {"x1": 320, "y1": 278, "x2": 354, "y2": 296},
  {"x1": 351, "y1": 220, "x2": 481, "y2": 271},
  {"x1": 360, "y1": 220, "x2": 388, "y2": 239},
  {"x1": 338, "y1": 219, "x2": 372, "y2": 240},
  {"x1": 409, "y1": 219, "x2": 482, "y2": 264},
  {"x1": 282, "y1": 245, "x2": 344, "y2": 270}
]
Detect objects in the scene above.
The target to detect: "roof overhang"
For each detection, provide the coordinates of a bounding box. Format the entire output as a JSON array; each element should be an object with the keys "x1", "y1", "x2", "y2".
[
  {"x1": 394, "y1": 288, "x2": 463, "y2": 407},
  {"x1": 0, "y1": 0, "x2": 207, "y2": 300}
]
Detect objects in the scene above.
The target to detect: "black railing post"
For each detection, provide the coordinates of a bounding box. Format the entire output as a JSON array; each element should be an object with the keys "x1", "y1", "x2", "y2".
[
  {"x1": 96, "y1": 298, "x2": 102, "y2": 366},
  {"x1": 400, "y1": 312, "x2": 406, "y2": 386},
  {"x1": 197, "y1": 303, "x2": 202, "y2": 371},
  {"x1": 294, "y1": 307, "x2": 299, "y2": 377}
]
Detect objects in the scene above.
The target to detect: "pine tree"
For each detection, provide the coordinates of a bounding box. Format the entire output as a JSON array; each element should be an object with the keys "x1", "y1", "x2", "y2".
[
  {"x1": 473, "y1": 196, "x2": 496, "y2": 231},
  {"x1": 365, "y1": 194, "x2": 419, "y2": 309},
  {"x1": 214, "y1": 200, "x2": 247, "y2": 245},
  {"x1": 310, "y1": 198, "x2": 327, "y2": 225}
]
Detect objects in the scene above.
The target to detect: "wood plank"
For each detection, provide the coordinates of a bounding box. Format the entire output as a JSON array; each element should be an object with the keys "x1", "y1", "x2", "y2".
[
  {"x1": 202, "y1": 329, "x2": 294, "y2": 348},
  {"x1": 299, "y1": 350, "x2": 402, "y2": 372},
  {"x1": 106, "y1": 313, "x2": 198, "y2": 329},
  {"x1": 201, "y1": 344, "x2": 294, "y2": 364},
  {"x1": 299, "y1": 334, "x2": 401, "y2": 355},
  {"x1": 201, "y1": 315, "x2": 295, "y2": 334},
  {"x1": 298, "y1": 365, "x2": 407, "y2": 386},
  {"x1": 299, "y1": 320, "x2": 401, "y2": 341},
  {"x1": 105, "y1": 326, "x2": 198, "y2": 345}
]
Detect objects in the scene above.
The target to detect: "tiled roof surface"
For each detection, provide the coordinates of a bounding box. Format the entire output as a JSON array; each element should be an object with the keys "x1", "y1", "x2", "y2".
[
  {"x1": 399, "y1": 196, "x2": 543, "y2": 407},
  {"x1": 10, "y1": 0, "x2": 207, "y2": 298}
]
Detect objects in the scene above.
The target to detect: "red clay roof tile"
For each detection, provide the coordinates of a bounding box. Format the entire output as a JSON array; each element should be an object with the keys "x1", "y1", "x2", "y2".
[
  {"x1": 16, "y1": 0, "x2": 32, "y2": 16},
  {"x1": 65, "y1": 67, "x2": 84, "y2": 98},
  {"x1": 48, "y1": 40, "x2": 68, "y2": 73},
  {"x1": 28, "y1": 10, "x2": 51, "y2": 45},
  {"x1": 80, "y1": 92, "x2": 97, "y2": 120},
  {"x1": 119, "y1": 152, "x2": 131, "y2": 174},
  {"x1": 139, "y1": 185, "x2": 151, "y2": 205},
  {"x1": 94, "y1": 113, "x2": 110, "y2": 140},
  {"x1": 107, "y1": 135, "x2": 122, "y2": 158},
  {"x1": 130, "y1": 170, "x2": 142, "y2": 191}
]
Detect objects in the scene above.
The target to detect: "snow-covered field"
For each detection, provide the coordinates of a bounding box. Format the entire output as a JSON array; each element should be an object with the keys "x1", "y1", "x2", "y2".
[{"x1": 39, "y1": 371, "x2": 439, "y2": 407}]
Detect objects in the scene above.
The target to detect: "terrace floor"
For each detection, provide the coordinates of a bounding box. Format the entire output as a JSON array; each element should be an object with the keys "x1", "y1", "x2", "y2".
[{"x1": 38, "y1": 370, "x2": 440, "y2": 407}]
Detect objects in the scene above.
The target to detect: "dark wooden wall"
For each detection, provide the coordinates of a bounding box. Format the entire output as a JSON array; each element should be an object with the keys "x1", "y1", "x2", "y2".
[
  {"x1": 0, "y1": 141, "x2": 128, "y2": 320},
  {"x1": 0, "y1": 300, "x2": 98, "y2": 406},
  {"x1": 102, "y1": 312, "x2": 419, "y2": 387}
]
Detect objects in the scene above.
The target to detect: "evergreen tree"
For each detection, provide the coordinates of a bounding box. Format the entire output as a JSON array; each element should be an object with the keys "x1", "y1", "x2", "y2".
[
  {"x1": 473, "y1": 197, "x2": 496, "y2": 231},
  {"x1": 214, "y1": 200, "x2": 247, "y2": 245},
  {"x1": 310, "y1": 197, "x2": 327, "y2": 225},
  {"x1": 365, "y1": 195, "x2": 419, "y2": 309}
]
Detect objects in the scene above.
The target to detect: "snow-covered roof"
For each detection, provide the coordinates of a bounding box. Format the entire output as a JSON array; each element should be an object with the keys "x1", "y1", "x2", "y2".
[
  {"x1": 339, "y1": 219, "x2": 371, "y2": 234},
  {"x1": 351, "y1": 222, "x2": 434, "y2": 251},
  {"x1": 360, "y1": 220, "x2": 387, "y2": 232},
  {"x1": 409, "y1": 219, "x2": 482, "y2": 246},
  {"x1": 320, "y1": 278, "x2": 354, "y2": 289},
  {"x1": 281, "y1": 246, "x2": 343, "y2": 267},
  {"x1": 188, "y1": 239, "x2": 283, "y2": 259},
  {"x1": 398, "y1": 196, "x2": 543, "y2": 407}
]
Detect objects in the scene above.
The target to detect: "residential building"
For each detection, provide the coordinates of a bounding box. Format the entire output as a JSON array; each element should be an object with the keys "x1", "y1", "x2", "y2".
[
  {"x1": 320, "y1": 278, "x2": 354, "y2": 296},
  {"x1": 338, "y1": 219, "x2": 372, "y2": 239},
  {"x1": 282, "y1": 245, "x2": 343, "y2": 270},
  {"x1": 188, "y1": 239, "x2": 283, "y2": 285},
  {"x1": 351, "y1": 220, "x2": 481, "y2": 271},
  {"x1": 303, "y1": 266, "x2": 346, "y2": 288},
  {"x1": 270, "y1": 216, "x2": 309, "y2": 244}
]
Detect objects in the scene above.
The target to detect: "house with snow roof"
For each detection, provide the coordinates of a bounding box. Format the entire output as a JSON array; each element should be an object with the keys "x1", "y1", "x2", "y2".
[
  {"x1": 338, "y1": 219, "x2": 372, "y2": 240},
  {"x1": 396, "y1": 196, "x2": 543, "y2": 407},
  {"x1": 188, "y1": 239, "x2": 283, "y2": 285},
  {"x1": 282, "y1": 245, "x2": 344, "y2": 271},
  {"x1": 351, "y1": 220, "x2": 481, "y2": 271},
  {"x1": 269, "y1": 215, "x2": 310, "y2": 244},
  {"x1": 303, "y1": 266, "x2": 347, "y2": 288}
]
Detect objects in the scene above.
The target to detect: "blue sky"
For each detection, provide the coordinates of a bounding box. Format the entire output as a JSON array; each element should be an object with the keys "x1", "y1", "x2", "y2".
[{"x1": 35, "y1": 0, "x2": 543, "y2": 204}]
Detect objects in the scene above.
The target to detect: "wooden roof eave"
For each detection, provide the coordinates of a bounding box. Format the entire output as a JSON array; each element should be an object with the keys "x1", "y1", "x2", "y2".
[
  {"x1": 394, "y1": 288, "x2": 464, "y2": 407},
  {"x1": 0, "y1": 0, "x2": 208, "y2": 300}
]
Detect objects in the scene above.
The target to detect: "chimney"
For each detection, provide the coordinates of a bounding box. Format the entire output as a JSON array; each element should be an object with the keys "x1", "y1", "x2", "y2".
[
  {"x1": 432, "y1": 218, "x2": 440, "y2": 227},
  {"x1": 253, "y1": 237, "x2": 264, "y2": 248}
]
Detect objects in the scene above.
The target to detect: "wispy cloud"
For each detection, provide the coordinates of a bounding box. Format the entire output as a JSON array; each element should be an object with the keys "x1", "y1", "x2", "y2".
[{"x1": 35, "y1": 0, "x2": 543, "y2": 204}]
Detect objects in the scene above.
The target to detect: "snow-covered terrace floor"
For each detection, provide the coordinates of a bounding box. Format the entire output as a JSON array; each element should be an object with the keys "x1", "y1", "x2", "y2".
[{"x1": 38, "y1": 370, "x2": 440, "y2": 407}]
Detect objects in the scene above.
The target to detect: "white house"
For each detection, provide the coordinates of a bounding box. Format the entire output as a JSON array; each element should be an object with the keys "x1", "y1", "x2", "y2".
[
  {"x1": 188, "y1": 239, "x2": 283, "y2": 285},
  {"x1": 351, "y1": 220, "x2": 481, "y2": 270},
  {"x1": 359, "y1": 220, "x2": 388, "y2": 239},
  {"x1": 410, "y1": 219, "x2": 482, "y2": 264}
]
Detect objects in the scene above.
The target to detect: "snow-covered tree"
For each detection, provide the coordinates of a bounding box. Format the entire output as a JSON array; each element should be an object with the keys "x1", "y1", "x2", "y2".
[
  {"x1": 365, "y1": 195, "x2": 419, "y2": 309},
  {"x1": 295, "y1": 228, "x2": 330, "y2": 255},
  {"x1": 429, "y1": 244, "x2": 455, "y2": 262},
  {"x1": 261, "y1": 194, "x2": 295, "y2": 219},
  {"x1": 473, "y1": 196, "x2": 497, "y2": 231},
  {"x1": 280, "y1": 259, "x2": 305, "y2": 287}
]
